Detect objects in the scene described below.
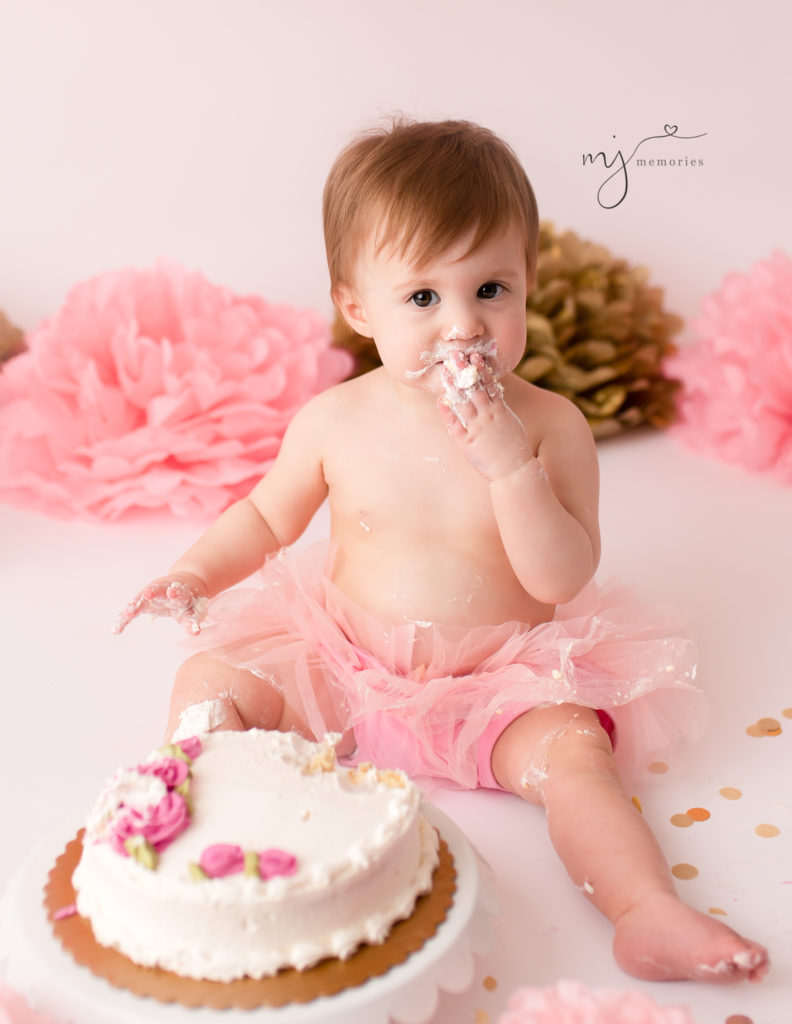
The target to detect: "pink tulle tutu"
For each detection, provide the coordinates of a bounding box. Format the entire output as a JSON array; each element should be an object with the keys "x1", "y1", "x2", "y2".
[{"x1": 190, "y1": 544, "x2": 705, "y2": 788}]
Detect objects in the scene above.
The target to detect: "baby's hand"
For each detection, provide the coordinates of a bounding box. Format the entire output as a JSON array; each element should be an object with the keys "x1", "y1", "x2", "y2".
[
  {"x1": 437, "y1": 352, "x2": 533, "y2": 481},
  {"x1": 113, "y1": 574, "x2": 208, "y2": 635}
]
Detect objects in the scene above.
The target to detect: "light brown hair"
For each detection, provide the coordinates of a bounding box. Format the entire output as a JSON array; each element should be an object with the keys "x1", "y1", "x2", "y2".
[{"x1": 323, "y1": 117, "x2": 539, "y2": 293}]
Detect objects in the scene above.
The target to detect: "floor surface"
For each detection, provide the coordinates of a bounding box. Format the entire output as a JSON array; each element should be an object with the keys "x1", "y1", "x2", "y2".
[{"x1": 1, "y1": 431, "x2": 790, "y2": 1024}]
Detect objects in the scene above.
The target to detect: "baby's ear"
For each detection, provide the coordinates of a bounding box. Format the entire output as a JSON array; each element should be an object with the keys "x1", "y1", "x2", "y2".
[{"x1": 333, "y1": 284, "x2": 373, "y2": 338}]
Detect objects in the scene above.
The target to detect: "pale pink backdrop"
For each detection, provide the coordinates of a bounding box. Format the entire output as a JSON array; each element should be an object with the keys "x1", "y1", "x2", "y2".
[
  {"x1": 1, "y1": 4, "x2": 791, "y2": 1024},
  {"x1": 1, "y1": 0, "x2": 789, "y2": 335}
]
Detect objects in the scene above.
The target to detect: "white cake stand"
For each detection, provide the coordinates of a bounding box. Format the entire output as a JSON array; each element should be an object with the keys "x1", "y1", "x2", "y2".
[{"x1": 0, "y1": 804, "x2": 496, "y2": 1024}]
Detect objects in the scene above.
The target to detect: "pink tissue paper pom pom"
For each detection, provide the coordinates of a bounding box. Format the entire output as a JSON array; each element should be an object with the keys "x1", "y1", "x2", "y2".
[
  {"x1": 498, "y1": 980, "x2": 698, "y2": 1024},
  {"x1": 0, "y1": 262, "x2": 353, "y2": 521},
  {"x1": 0, "y1": 983, "x2": 61, "y2": 1024},
  {"x1": 666, "y1": 250, "x2": 792, "y2": 482}
]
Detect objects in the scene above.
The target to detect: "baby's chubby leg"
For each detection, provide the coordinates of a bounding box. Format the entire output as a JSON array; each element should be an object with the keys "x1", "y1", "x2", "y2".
[
  {"x1": 490, "y1": 704, "x2": 769, "y2": 983},
  {"x1": 166, "y1": 652, "x2": 290, "y2": 740},
  {"x1": 165, "y1": 652, "x2": 355, "y2": 754}
]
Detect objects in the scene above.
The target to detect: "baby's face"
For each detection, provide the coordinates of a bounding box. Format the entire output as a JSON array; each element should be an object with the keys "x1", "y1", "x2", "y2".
[{"x1": 339, "y1": 225, "x2": 529, "y2": 395}]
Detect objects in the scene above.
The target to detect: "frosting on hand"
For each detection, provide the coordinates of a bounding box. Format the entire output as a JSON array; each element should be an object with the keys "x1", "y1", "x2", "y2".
[{"x1": 113, "y1": 577, "x2": 208, "y2": 635}]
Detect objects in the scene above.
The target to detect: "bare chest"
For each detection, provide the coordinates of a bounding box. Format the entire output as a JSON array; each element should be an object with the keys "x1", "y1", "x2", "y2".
[{"x1": 324, "y1": 415, "x2": 499, "y2": 543}]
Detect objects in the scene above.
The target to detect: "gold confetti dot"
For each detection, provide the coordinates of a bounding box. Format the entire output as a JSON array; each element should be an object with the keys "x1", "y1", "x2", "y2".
[
  {"x1": 782, "y1": 707, "x2": 792, "y2": 719},
  {"x1": 647, "y1": 761, "x2": 669, "y2": 774},
  {"x1": 631, "y1": 795, "x2": 643, "y2": 813},
  {"x1": 687, "y1": 806, "x2": 711, "y2": 821},
  {"x1": 755, "y1": 824, "x2": 780, "y2": 838},
  {"x1": 671, "y1": 862, "x2": 699, "y2": 880},
  {"x1": 719, "y1": 786, "x2": 742, "y2": 800},
  {"x1": 747, "y1": 717, "x2": 782, "y2": 737},
  {"x1": 482, "y1": 975, "x2": 498, "y2": 991},
  {"x1": 474, "y1": 1010, "x2": 491, "y2": 1024},
  {"x1": 725, "y1": 1015, "x2": 754, "y2": 1024},
  {"x1": 708, "y1": 907, "x2": 727, "y2": 916},
  {"x1": 670, "y1": 813, "x2": 694, "y2": 828}
]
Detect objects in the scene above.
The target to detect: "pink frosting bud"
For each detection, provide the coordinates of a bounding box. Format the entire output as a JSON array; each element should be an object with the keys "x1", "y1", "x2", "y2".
[
  {"x1": 259, "y1": 848, "x2": 298, "y2": 879},
  {"x1": 200, "y1": 844, "x2": 246, "y2": 878},
  {"x1": 177, "y1": 736, "x2": 202, "y2": 760}
]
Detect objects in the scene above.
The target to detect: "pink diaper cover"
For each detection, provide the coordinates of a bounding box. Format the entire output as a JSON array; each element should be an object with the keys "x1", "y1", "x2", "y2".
[{"x1": 188, "y1": 543, "x2": 706, "y2": 789}]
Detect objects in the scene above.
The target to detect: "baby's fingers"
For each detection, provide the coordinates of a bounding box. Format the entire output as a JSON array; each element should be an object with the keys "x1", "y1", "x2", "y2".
[
  {"x1": 437, "y1": 395, "x2": 468, "y2": 432},
  {"x1": 470, "y1": 353, "x2": 504, "y2": 400},
  {"x1": 173, "y1": 599, "x2": 209, "y2": 635},
  {"x1": 112, "y1": 578, "x2": 206, "y2": 635},
  {"x1": 165, "y1": 581, "x2": 197, "y2": 607},
  {"x1": 112, "y1": 590, "x2": 151, "y2": 634},
  {"x1": 112, "y1": 600, "x2": 139, "y2": 635}
]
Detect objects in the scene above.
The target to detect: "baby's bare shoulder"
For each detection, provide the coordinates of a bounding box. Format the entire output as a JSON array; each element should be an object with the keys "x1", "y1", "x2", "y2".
[
  {"x1": 308, "y1": 370, "x2": 382, "y2": 411},
  {"x1": 506, "y1": 376, "x2": 589, "y2": 435},
  {"x1": 289, "y1": 373, "x2": 372, "y2": 429}
]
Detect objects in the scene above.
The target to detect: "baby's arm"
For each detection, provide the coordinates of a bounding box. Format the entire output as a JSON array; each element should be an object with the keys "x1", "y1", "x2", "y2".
[
  {"x1": 114, "y1": 399, "x2": 328, "y2": 633},
  {"x1": 438, "y1": 356, "x2": 599, "y2": 605},
  {"x1": 488, "y1": 396, "x2": 600, "y2": 604}
]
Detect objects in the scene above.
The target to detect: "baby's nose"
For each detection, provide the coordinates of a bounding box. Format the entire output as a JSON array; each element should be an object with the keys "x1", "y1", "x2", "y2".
[{"x1": 443, "y1": 321, "x2": 482, "y2": 343}]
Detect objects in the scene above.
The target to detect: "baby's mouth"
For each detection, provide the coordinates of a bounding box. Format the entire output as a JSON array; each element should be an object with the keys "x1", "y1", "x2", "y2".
[
  {"x1": 404, "y1": 338, "x2": 499, "y2": 389},
  {"x1": 428, "y1": 337, "x2": 498, "y2": 368}
]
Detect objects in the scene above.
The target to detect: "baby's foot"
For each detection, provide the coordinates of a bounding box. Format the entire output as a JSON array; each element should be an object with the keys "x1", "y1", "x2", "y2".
[{"x1": 613, "y1": 892, "x2": 769, "y2": 983}]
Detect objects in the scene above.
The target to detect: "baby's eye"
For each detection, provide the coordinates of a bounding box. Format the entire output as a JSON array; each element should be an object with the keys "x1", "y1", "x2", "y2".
[
  {"x1": 409, "y1": 289, "x2": 439, "y2": 308},
  {"x1": 477, "y1": 282, "x2": 504, "y2": 300}
]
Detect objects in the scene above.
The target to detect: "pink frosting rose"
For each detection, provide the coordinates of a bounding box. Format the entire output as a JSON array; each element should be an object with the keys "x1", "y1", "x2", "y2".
[
  {"x1": 138, "y1": 757, "x2": 189, "y2": 789},
  {"x1": 199, "y1": 844, "x2": 246, "y2": 878},
  {"x1": 110, "y1": 791, "x2": 190, "y2": 855},
  {"x1": 498, "y1": 981, "x2": 698, "y2": 1024}
]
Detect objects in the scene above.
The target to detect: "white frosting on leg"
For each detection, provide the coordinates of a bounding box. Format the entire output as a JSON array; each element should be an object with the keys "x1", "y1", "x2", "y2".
[{"x1": 172, "y1": 699, "x2": 229, "y2": 741}]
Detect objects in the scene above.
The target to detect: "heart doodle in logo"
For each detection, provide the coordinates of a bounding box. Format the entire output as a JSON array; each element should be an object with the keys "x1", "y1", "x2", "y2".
[{"x1": 664, "y1": 124, "x2": 678, "y2": 136}]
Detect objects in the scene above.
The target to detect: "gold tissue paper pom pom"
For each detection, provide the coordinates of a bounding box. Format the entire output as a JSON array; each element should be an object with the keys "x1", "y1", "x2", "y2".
[
  {"x1": 0, "y1": 311, "x2": 26, "y2": 366},
  {"x1": 332, "y1": 223, "x2": 683, "y2": 438}
]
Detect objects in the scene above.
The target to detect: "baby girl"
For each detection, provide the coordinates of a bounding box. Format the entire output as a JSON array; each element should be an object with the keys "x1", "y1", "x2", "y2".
[{"x1": 116, "y1": 118, "x2": 768, "y2": 983}]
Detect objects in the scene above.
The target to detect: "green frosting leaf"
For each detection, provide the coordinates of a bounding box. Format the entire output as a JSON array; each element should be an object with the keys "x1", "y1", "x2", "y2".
[
  {"x1": 244, "y1": 851, "x2": 260, "y2": 877},
  {"x1": 158, "y1": 743, "x2": 193, "y2": 765},
  {"x1": 124, "y1": 835, "x2": 158, "y2": 870}
]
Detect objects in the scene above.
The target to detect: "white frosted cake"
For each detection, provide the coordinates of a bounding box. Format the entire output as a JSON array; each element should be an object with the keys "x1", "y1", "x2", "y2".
[{"x1": 72, "y1": 730, "x2": 439, "y2": 981}]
